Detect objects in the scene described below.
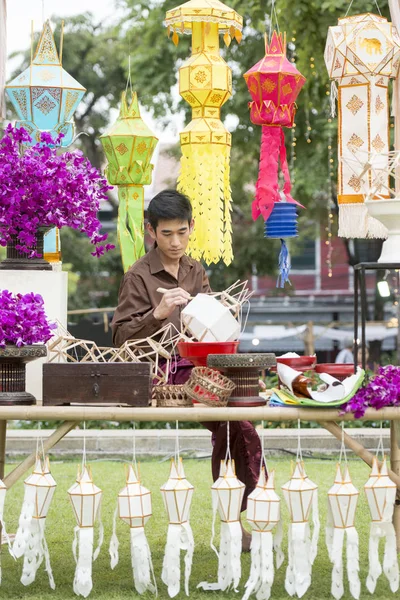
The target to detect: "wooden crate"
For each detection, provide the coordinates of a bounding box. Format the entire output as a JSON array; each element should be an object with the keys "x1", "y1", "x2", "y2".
[{"x1": 42, "y1": 363, "x2": 151, "y2": 406}]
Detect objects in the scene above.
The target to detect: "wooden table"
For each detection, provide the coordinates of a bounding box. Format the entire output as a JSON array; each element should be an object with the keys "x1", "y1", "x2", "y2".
[{"x1": 1, "y1": 405, "x2": 400, "y2": 547}]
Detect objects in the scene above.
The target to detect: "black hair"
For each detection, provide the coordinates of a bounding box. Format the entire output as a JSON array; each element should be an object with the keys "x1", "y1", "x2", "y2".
[{"x1": 147, "y1": 189, "x2": 192, "y2": 231}]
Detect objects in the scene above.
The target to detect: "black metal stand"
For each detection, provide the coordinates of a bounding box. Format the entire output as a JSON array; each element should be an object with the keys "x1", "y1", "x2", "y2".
[{"x1": 353, "y1": 262, "x2": 400, "y2": 371}]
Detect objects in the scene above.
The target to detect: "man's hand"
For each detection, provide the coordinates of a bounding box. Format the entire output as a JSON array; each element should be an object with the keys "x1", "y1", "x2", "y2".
[{"x1": 154, "y1": 287, "x2": 191, "y2": 321}]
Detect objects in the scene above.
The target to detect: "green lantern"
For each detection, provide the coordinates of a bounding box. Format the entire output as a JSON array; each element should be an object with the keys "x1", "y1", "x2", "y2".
[{"x1": 100, "y1": 92, "x2": 158, "y2": 271}]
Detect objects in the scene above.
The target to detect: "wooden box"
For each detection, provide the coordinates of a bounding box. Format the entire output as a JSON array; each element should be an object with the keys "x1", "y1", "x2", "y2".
[{"x1": 42, "y1": 363, "x2": 152, "y2": 406}]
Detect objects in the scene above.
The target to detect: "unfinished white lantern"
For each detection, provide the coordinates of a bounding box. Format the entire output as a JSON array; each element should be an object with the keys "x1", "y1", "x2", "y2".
[
  {"x1": 181, "y1": 294, "x2": 240, "y2": 342},
  {"x1": 68, "y1": 465, "x2": 103, "y2": 598},
  {"x1": 0, "y1": 478, "x2": 15, "y2": 583},
  {"x1": 243, "y1": 468, "x2": 284, "y2": 600},
  {"x1": 326, "y1": 464, "x2": 360, "y2": 600},
  {"x1": 198, "y1": 458, "x2": 245, "y2": 592},
  {"x1": 160, "y1": 457, "x2": 194, "y2": 598},
  {"x1": 282, "y1": 460, "x2": 319, "y2": 598},
  {"x1": 13, "y1": 456, "x2": 57, "y2": 589},
  {"x1": 109, "y1": 464, "x2": 156, "y2": 594},
  {"x1": 364, "y1": 456, "x2": 399, "y2": 593}
]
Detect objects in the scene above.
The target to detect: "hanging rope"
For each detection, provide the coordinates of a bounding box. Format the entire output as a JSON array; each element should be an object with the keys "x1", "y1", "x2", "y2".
[
  {"x1": 132, "y1": 421, "x2": 138, "y2": 473},
  {"x1": 36, "y1": 421, "x2": 46, "y2": 463},
  {"x1": 376, "y1": 421, "x2": 385, "y2": 461},
  {"x1": 82, "y1": 421, "x2": 87, "y2": 470},
  {"x1": 174, "y1": 420, "x2": 180, "y2": 464},
  {"x1": 268, "y1": 0, "x2": 280, "y2": 40},
  {"x1": 338, "y1": 421, "x2": 348, "y2": 466},
  {"x1": 345, "y1": 0, "x2": 382, "y2": 17},
  {"x1": 225, "y1": 421, "x2": 231, "y2": 462},
  {"x1": 296, "y1": 418, "x2": 303, "y2": 462}
]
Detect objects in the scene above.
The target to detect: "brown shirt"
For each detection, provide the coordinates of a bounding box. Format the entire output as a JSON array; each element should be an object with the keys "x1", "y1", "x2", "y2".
[{"x1": 111, "y1": 247, "x2": 211, "y2": 347}]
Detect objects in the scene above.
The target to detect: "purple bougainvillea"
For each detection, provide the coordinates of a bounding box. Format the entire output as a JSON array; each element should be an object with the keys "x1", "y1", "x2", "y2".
[
  {"x1": 343, "y1": 365, "x2": 400, "y2": 418},
  {"x1": 0, "y1": 290, "x2": 56, "y2": 348},
  {"x1": 0, "y1": 125, "x2": 115, "y2": 257}
]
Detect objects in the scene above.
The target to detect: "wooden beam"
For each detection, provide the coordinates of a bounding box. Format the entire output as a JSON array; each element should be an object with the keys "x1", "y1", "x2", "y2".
[{"x1": 4, "y1": 421, "x2": 78, "y2": 489}]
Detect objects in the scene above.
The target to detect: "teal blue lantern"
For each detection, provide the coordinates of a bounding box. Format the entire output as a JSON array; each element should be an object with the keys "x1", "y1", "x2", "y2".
[{"x1": 5, "y1": 20, "x2": 86, "y2": 146}]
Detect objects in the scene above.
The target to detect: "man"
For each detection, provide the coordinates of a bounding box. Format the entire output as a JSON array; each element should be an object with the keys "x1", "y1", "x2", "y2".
[
  {"x1": 335, "y1": 339, "x2": 354, "y2": 364},
  {"x1": 112, "y1": 189, "x2": 262, "y2": 550}
]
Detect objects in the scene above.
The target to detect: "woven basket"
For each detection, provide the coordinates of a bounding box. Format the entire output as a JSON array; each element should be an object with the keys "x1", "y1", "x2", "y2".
[
  {"x1": 184, "y1": 367, "x2": 235, "y2": 407},
  {"x1": 153, "y1": 385, "x2": 192, "y2": 408}
]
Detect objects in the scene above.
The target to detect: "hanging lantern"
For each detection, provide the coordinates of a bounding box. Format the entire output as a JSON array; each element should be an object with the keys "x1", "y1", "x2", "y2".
[
  {"x1": 109, "y1": 464, "x2": 156, "y2": 595},
  {"x1": 243, "y1": 468, "x2": 284, "y2": 600},
  {"x1": 364, "y1": 456, "x2": 399, "y2": 594},
  {"x1": 68, "y1": 465, "x2": 103, "y2": 598},
  {"x1": 326, "y1": 464, "x2": 360, "y2": 600},
  {"x1": 0, "y1": 478, "x2": 15, "y2": 583},
  {"x1": 198, "y1": 458, "x2": 245, "y2": 592},
  {"x1": 13, "y1": 456, "x2": 57, "y2": 589},
  {"x1": 244, "y1": 31, "x2": 306, "y2": 287},
  {"x1": 160, "y1": 457, "x2": 194, "y2": 598},
  {"x1": 165, "y1": 0, "x2": 243, "y2": 266},
  {"x1": 100, "y1": 92, "x2": 158, "y2": 271},
  {"x1": 325, "y1": 12, "x2": 400, "y2": 238},
  {"x1": 281, "y1": 460, "x2": 320, "y2": 598}
]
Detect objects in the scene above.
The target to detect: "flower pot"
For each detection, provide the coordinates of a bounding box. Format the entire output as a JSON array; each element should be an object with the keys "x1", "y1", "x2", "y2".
[
  {"x1": 0, "y1": 345, "x2": 47, "y2": 405},
  {"x1": 0, "y1": 226, "x2": 52, "y2": 271}
]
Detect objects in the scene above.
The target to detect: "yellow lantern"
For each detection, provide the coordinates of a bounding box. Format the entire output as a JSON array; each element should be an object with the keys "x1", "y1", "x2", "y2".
[
  {"x1": 160, "y1": 457, "x2": 194, "y2": 597},
  {"x1": 326, "y1": 464, "x2": 360, "y2": 600},
  {"x1": 364, "y1": 456, "x2": 399, "y2": 593},
  {"x1": 109, "y1": 464, "x2": 156, "y2": 595},
  {"x1": 282, "y1": 460, "x2": 320, "y2": 598},
  {"x1": 13, "y1": 456, "x2": 57, "y2": 589},
  {"x1": 244, "y1": 468, "x2": 284, "y2": 600},
  {"x1": 198, "y1": 458, "x2": 245, "y2": 592},
  {"x1": 68, "y1": 465, "x2": 103, "y2": 598},
  {"x1": 165, "y1": 0, "x2": 243, "y2": 266}
]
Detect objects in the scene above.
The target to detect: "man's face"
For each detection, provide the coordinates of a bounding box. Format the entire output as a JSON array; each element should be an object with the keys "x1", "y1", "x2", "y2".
[{"x1": 148, "y1": 218, "x2": 193, "y2": 260}]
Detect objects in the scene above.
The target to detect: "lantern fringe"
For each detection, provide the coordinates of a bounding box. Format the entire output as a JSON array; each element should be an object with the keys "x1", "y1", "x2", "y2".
[
  {"x1": 117, "y1": 185, "x2": 145, "y2": 273},
  {"x1": 198, "y1": 521, "x2": 242, "y2": 592},
  {"x1": 285, "y1": 491, "x2": 319, "y2": 598},
  {"x1": 109, "y1": 506, "x2": 157, "y2": 595},
  {"x1": 0, "y1": 505, "x2": 16, "y2": 583},
  {"x1": 162, "y1": 522, "x2": 194, "y2": 598},
  {"x1": 326, "y1": 511, "x2": 360, "y2": 600},
  {"x1": 178, "y1": 143, "x2": 233, "y2": 266},
  {"x1": 330, "y1": 81, "x2": 338, "y2": 118},
  {"x1": 13, "y1": 485, "x2": 55, "y2": 589},
  {"x1": 366, "y1": 522, "x2": 399, "y2": 594},
  {"x1": 277, "y1": 239, "x2": 291, "y2": 288},
  {"x1": 243, "y1": 531, "x2": 274, "y2": 600},
  {"x1": 338, "y1": 204, "x2": 388, "y2": 239},
  {"x1": 72, "y1": 517, "x2": 104, "y2": 598}
]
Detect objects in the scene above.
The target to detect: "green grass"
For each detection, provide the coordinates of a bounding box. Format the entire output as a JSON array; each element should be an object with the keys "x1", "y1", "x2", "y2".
[{"x1": 0, "y1": 457, "x2": 396, "y2": 599}]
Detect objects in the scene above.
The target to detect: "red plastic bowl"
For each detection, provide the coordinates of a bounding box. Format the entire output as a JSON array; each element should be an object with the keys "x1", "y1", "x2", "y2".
[
  {"x1": 273, "y1": 355, "x2": 317, "y2": 373},
  {"x1": 315, "y1": 363, "x2": 354, "y2": 381},
  {"x1": 177, "y1": 341, "x2": 239, "y2": 367}
]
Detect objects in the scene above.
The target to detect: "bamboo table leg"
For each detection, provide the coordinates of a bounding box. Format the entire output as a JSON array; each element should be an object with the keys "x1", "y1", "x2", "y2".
[{"x1": 390, "y1": 420, "x2": 400, "y2": 551}]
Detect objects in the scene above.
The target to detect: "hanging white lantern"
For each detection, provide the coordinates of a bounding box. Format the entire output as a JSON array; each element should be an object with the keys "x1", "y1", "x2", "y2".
[
  {"x1": 198, "y1": 458, "x2": 245, "y2": 592},
  {"x1": 109, "y1": 464, "x2": 156, "y2": 594},
  {"x1": 282, "y1": 460, "x2": 320, "y2": 598},
  {"x1": 13, "y1": 456, "x2": 57, "y2": 589},
  {"x1": 243, "y1": 468, "x2": 284, "y2": 600},
  {"x1": 0, "y1": 478, "x2": 15, "y2": 583},
  {"x1": 68, "y1": 465, "x2": 103, "y2": 598},
  {"x1": 364, "y1": 456, "x2": 399, "y2": 593},
  {"x1": 160, "y1": 457, "x2": 194, "y2": 598},
  {"x1": 326, "y1": 464, "x2": 360, "y2": 600}
]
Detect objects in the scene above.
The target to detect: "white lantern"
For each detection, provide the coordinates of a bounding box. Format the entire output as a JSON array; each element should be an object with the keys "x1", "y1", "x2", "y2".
[
  {"x1": 243, "y1": 468, "x2": 284, "y2": 600},
  {"x1": 181, "y1": 294, "x2": 240, "y2": 342},
  {"x1": 282, "y1": 460, "x2": 320, "y2": 598},
  {"x1": 109, "y1": 464, "x2": 156, "y2": 595},
  {"x1": 160, "y1": 457, "x2": 194, "y2": 597},
  {"x1": 198, "y1": 459, "x2": 245, "y2": 592},
  {"x1": 68, "y1": 465, "x2": 103, "y2": 598},
  {"x1": 364, "y1": 456, "x2": 399, "y2": 593},
  {"x1": 0, "y1": 478, "x2": 15, "y2": 583},
  {"x1": 326, "y1": 464, "x2": 360, "y2": 600},
  {"x1": 13, "y1": 456, "x2": 57, "y2": 589}
]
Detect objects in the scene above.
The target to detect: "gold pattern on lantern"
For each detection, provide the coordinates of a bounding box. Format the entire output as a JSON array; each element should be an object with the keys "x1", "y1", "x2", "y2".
[
  {"x1": 347, "y1": 133, "x2": 364, "y2": 152},
  {"x1": 348, "y1": 174, "x2": 362, "y2": 192},
  {"x1": 346, "y1": 94, "x2": 364, "y2": 115},
  {"x1": 334, "y1": 58, "x2": 341, "y2": 70},
  {"x1": 372, "y1": 133, "x2": 385, "y2": 152},
  {"x1": 377, "y1": 76, "x2": 385, "y2": 85},
  {"x1": 65, "y1": 91, "x2": 80, "y2": 119},
  {"x1": 210, "y1": 93, "x2": 223, "y2": 103},
  {"x1": 38, "y1": 69, "x2": 56, "y2": 82},
  {"x1": 137, "y1": 141, "x2": 147, "y2": 155},
  {"x1": 12, "y1": 90, "x2": 28, "y2": 119},
  {"x1": 194, "y1": 69, "x2": 208, "y2": 84},
  {"x1": 35, "y1": 96, "x2": 56, "y2": 115},
  {"x1": 350, "y1": 77, "x2": 361, "y2": 84},
  {"x1": 282, "y1": 83, "x2": 293, "y2": 95},
  {"x1": 116, "y1": 143, "x2": 129, "y2": 155},
  {"x1": 133, "y1": 192, "x2": 139, "y2": 200},
  {"x1": 375, "y1": 95, "x2": 385, "y2": 114},
  {"x1": 262, "y1": 78, "x2": 277, "y2": 93},
  {"x1": 35, "y1": 27, "x2": 59, "y2": 63}
]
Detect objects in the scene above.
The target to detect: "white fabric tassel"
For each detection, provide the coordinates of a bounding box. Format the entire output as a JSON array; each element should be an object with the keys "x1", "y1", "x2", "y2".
[
  {"x1": 0, "y1": 516, "x2": 16, "y2": 584},
  {"x1": 274, "y1": 518, "x2": 284, "y2": 569},
  {"x1": 330, "y1": 528, "x2": 345, "y2": 600},
  {"x1": 243, "y1": 531, "x2": 274, "y2": 600},
  {"x1": 310, "y1": 488, "x2": 320, "y2": 565},
  {"x1": 13, "y1": 487, "x2": 36, "y2": 559},
  {"x1": 198, "y1": 521, "x2": 242, "y2": 592},
  {"x1": 367, "y1": 522, "x2": 399, "y2": 593},
  {"x1": 131, "y1": 527, "x2": 157, "y2": 595},
  {"x1": 20, "y1": 518, "x2": 55, "y2": 589},
  {"x1": 162, "y1": 522, "x2": 194, "y2": 597},
  {"x1": 338, "y1": 203, "x2": 388, "y2": 239},
  {"x1": 40, "y1": 520, "x2": 55, "y2": 590},
  {"x1": 330, "y1": 81, "x2": 338, "y2": 118},
  {"x1": 285, "y1": 522, "x2": 312, "y2": 598},
  {"x1": 109, "y1": 506, "x2": 119, "y2": 570},
  {"x1": 73, "y1": 527, "x2": 94, "y2": 598},
  {"x1": 346, "y1": 527, "x2": 360, "y2": 599}
]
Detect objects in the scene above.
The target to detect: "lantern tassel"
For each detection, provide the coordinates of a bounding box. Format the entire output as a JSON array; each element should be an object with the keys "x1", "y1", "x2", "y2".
[
  {"x1": 366, "y1": 522, "x2": 399, "y2": 593},
  {"x1": 338, "y1": 204, "x2": 388, "y2": 239},
  {"x1": 285, "y1": 522, "x2": 312, "y2": 598},
  {"x1": 131, "y1": 527, "x2": 157, "y2": 595},
  {"x1": 72, "y1": 517, "x2": 103, "y2": 598},
  {"x1": 109, "y1": 506, "x2": 119, "y2": 570},
  {"x1": 198, "y1": 521, "x2": 242, "y2": 592},
  {"x1": 346, "y1": 526, "x2": 360, "y2": 600},
  {"x1": 277, "y1": 239, "x2": 291, "y2": 288},
  {"x1": 117, "y1": 185, "x2": 146, "y2": 273},
  {"x1": 162, "y1": 522, "x2": 194, "y2": 598},
  {"x1": 243, "y1": 530, "x2": 274, "y2": 600},
  {"x1": 274, "y1": 518, "x2": 284, "y2": 569}
]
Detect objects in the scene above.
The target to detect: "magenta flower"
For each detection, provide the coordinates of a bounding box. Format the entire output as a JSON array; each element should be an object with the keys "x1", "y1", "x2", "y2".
[
  {"x1": 343, "y1": 365, "x2": 400, "y2": 418},
  {"x1": 0, "y1": 290, "x2": 56, "y2": 348},
  {"x1": 0, "y1": 126, "x2": 114, "y2": 257}
]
